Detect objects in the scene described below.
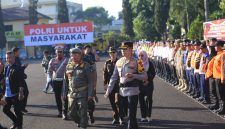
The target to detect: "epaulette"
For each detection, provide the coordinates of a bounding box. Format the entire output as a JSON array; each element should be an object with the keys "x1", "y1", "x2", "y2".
[{"x1": 116, "y1": 57, "x2": 126, "y2": 68}]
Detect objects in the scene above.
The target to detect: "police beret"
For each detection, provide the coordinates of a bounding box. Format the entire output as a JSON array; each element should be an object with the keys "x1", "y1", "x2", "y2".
[
  {"x1": 119, "y1": 41, "x2": 133, "y2": 49},
  {"x1": 12, "y1": 47, "x2": 19, "y2": 52},
  {"x1": 55, "y1": 46, "x2": 64, "y2": 51},
  {"x1": 84, "y1": 45, "x2": 91, "y2": 49},
  {"x1": 214, "y1": 40, "x2": 225, "y2": 47},
  {"x1": 70, "y1": 48, "x2": 81, "y2": 54}
]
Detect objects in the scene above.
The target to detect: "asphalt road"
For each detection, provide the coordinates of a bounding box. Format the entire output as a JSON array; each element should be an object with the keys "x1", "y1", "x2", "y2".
[{"x1": 0, "y1": 58, "x2": 225, "y2": 129}]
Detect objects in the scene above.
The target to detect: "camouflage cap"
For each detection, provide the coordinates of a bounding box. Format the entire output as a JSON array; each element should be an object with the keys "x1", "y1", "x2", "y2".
[{"x1": 70, "y1": 48, "x2": 82, "y2": 54}]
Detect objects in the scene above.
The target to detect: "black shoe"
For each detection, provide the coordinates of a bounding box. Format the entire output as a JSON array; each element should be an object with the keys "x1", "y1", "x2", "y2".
[
  {"x1": 57, "y1": 113, "x2": 62, "y2": 118},
  {"x1": 21, "y1": 109, "x2": 28, "y2": 113},
  {"x1": 42, "y1": 90, "x2": 47, "y2": 94},
  {"x1": 192, "y1": 94, "x2": 200, "y2": 99},
  {"x1": 208, "y1": 105, "x2": 219, "y2": 110},
  {"x1": 17, "y1": 126, "x2": 22, "y2": 129},
  {"x1": 95, "y1": 96, "x2": 98, "y2": 103},
  {"x1": 112, "y1": 119, "x2": 120, "y2": 125},
  {"x1": 62, "y1": 114, "x2": 68, "y2": 120},
  {"x1": 90, "y1": 117, "x2": 95, "y2": 124},
  {"x1": 10, "y1": 124, "x2": 17, "y2": 129}
]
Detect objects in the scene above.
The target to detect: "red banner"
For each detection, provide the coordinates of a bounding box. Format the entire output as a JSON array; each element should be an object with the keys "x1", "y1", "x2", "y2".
[
  {"x1": 203, "y1": 19, "x2": 225, "y2": 40},
  {"x1": 24, "y1": 22, "x2": 93, "y2": 46}
]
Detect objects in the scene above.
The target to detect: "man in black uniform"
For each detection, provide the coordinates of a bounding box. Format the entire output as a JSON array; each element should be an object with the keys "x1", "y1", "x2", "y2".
[
  {"x1": 103, "y1": 47, "x2": 120, "y2": 124},
  {"x1": 12, "y1": 47, "x2": 29, "y2": 113},
  {"x1": 2, "y1": 51, "x2": 24, "y2": 129}
]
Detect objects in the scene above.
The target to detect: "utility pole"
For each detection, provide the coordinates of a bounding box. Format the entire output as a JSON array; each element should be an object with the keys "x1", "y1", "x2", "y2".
[
  {"x1": 0, "y1": 0, "x2": 7, "y2": 57},
  {"x1": 185, "y1": 0, "x2": 190, "y2": 32},
  {"x1": 204, "y1": 0, "x2": 209, "y2": 21},
  {"x1": 29, "y1": 0, "x2": 38, "y2": 58}
]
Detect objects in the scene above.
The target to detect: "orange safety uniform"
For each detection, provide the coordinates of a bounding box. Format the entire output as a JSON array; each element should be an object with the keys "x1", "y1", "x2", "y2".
[{"x1": 212, "y1": 51, "x2": 224, "y2": 80}]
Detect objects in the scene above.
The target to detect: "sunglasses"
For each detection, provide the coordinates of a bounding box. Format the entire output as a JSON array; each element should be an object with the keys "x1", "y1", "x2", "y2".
[
  {"x1": 109, "y1": 52, "x2": 116, "y2": 54},
  {"x1": 139, "y1": 55, "x2": 144, "y2": 57},
  {"x1": 121, "y1": 48, "x2": 128, "y2": 51}
]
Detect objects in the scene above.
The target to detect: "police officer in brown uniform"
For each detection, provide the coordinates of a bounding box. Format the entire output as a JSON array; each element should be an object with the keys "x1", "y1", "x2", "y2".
[{"x1": 103, "y1": 47, "x2": 120, "y2": 125}]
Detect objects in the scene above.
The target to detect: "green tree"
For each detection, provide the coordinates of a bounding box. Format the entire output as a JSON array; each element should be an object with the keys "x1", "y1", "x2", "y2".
[
  {"x1": 187, "y1": 15, "x2": 203, "y2": 39},
  {"x1": 58, "y1": 0, "x2": 69, "y2": 23},
  {"x1": 122, "y1": 0, "x2": 135, "y2": 38},
  {"x1": 0, "y1": 0, "x2": 6, "y2": 49},
  {"x1": 133, "y1": 12, "x2": 160, "y2": 40},
  {"x1": 154, "y1": 0, "x2": 170, "y2": 38},
  {"x1": 83, "y1": 7, "x2": 112, "y2": 26}
]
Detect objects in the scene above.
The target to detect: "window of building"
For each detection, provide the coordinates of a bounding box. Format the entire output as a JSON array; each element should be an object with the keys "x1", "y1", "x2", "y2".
[{"x1": 4, "y1": 25, "x2": 13, "y2": 32}]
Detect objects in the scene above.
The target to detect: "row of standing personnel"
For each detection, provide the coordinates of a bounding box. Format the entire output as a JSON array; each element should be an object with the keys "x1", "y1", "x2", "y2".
[{"x1": 135, "y1": 38, "x2": 225, "y2": 115}]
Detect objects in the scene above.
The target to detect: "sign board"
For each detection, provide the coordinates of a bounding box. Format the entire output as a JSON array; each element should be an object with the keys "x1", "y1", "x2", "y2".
[
  {"x1": 5, "y1": 31, "x2": 24, "y2": 41},
  {"x1": 203, "y1": 19, "x2": 225, "y2": 40},
  {"x1": 24, "y1": 22, "x2": 93, "y2": 46}
]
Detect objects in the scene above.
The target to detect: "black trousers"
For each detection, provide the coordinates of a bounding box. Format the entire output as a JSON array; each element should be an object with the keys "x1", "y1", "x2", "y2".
[
  {"x1": 209, "y1": 78, "x2": 219, "y2": 106},
  {"x1": 21, "y1": 80, "x2": 29, "y2": 110},
  {"x1": 127, "y1": 95, "x2": 139, "y2": 129},
  {"x1": 215, "y1": 79, "x2": 225, "y2": 102},
  {"x1": 52, "y1": 81, "x2": 68, "y2": 115},
  {"x1": 3, "y1": 95, "x2": 23, "y2": 127},
  {"x1": 139, "y1": 86, "x2": 154, "y2": 118},
  {"x1": 118, "y1": 95, "x2": 128, "y2": 119},
  {"x1": 108, "y1": 87, "x2": 120, "y2": 121}
]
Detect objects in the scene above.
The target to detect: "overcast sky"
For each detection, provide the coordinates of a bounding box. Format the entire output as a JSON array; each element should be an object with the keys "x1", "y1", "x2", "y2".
[{"x1": 69, "y1": 0, "x2": 122, "y2": 18}]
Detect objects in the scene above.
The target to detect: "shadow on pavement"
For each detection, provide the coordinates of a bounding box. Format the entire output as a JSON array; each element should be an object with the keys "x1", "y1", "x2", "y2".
[
  {"x1": 25, "y1": 113, "x2": 57, "y2": 118},
  {"x1": 26, "y1": 104, "x2": 57, "y2": 110},
  {"x1": 150, "y1": 119, "x2": 225, "y2": 129},
  {"x1": 153, "y1": 106, "x2": 206, "y2": 111}
]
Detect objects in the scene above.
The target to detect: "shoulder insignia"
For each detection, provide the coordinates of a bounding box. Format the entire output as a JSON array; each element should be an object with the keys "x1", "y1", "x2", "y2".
[{"x1": 116, "y1": 57, "x2": 126, "y2": 68}]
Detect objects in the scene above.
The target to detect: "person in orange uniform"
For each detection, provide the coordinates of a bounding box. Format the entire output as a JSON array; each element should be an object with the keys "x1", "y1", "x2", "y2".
[
  {"x1": 212, "y1": 40, "x2": 225, "y2": 114},
  {"x1": 206, "y1": 40, "x2": 224, "y2": 112}
]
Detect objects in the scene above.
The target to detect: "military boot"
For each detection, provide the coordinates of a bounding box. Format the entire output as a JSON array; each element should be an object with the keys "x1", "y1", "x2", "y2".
[
  {"x1": 175, "y1": 79, "x2": 182, "y2": 89},
  {"x1": 181, "y1": 81, "x2": 188, "y2": 92}
]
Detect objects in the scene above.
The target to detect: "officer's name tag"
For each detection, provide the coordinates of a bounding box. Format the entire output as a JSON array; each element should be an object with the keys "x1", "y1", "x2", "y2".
[{"x1": 76, "y1": 70, "x2": 83, "y2": 74}]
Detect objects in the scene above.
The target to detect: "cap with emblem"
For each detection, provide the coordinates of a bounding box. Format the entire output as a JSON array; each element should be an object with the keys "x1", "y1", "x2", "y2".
[
  {"x1": 200, "y1": 43, "x2": 207, "y2": 49},
  {"x1": 70, "y1": 48, "x2": 81, "y2": 54},
  {"x1": 75, "y1": 43, "x2": 83, "y2": 49},
  {"x1": 119, "y1": 41, "x2": 133, "y2": 49},
  {"x1": 194, "y1": 40, "x2": 201, "y2": 46},
  {"x1": 108, "y1": 47, "x2": 116, "y2": 53}
]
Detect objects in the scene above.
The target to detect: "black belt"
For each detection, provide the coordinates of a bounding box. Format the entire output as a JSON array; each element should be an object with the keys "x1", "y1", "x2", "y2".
[{"x1": 119, "y1": 80, "x2": 141, "y2": 88}]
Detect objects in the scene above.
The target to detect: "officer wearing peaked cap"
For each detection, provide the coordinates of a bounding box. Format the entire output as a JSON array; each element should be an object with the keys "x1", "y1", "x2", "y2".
[{"x1": 105, "y1": 41, "x2": 147, "y2": 129}]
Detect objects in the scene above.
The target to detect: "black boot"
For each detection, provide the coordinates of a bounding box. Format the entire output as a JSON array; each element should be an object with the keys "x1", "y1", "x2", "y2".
[{"x1": 217, "y1": 102, "x2": 225, "y2": 115}]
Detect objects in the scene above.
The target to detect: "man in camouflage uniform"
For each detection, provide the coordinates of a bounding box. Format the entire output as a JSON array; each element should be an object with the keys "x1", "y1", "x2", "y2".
[
  {"x1": 41, "y1": 50, "x2": 53, "y2": 93},
  {"x1": 65, "y1": 48, "x2": 94, "y2": 129}
]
